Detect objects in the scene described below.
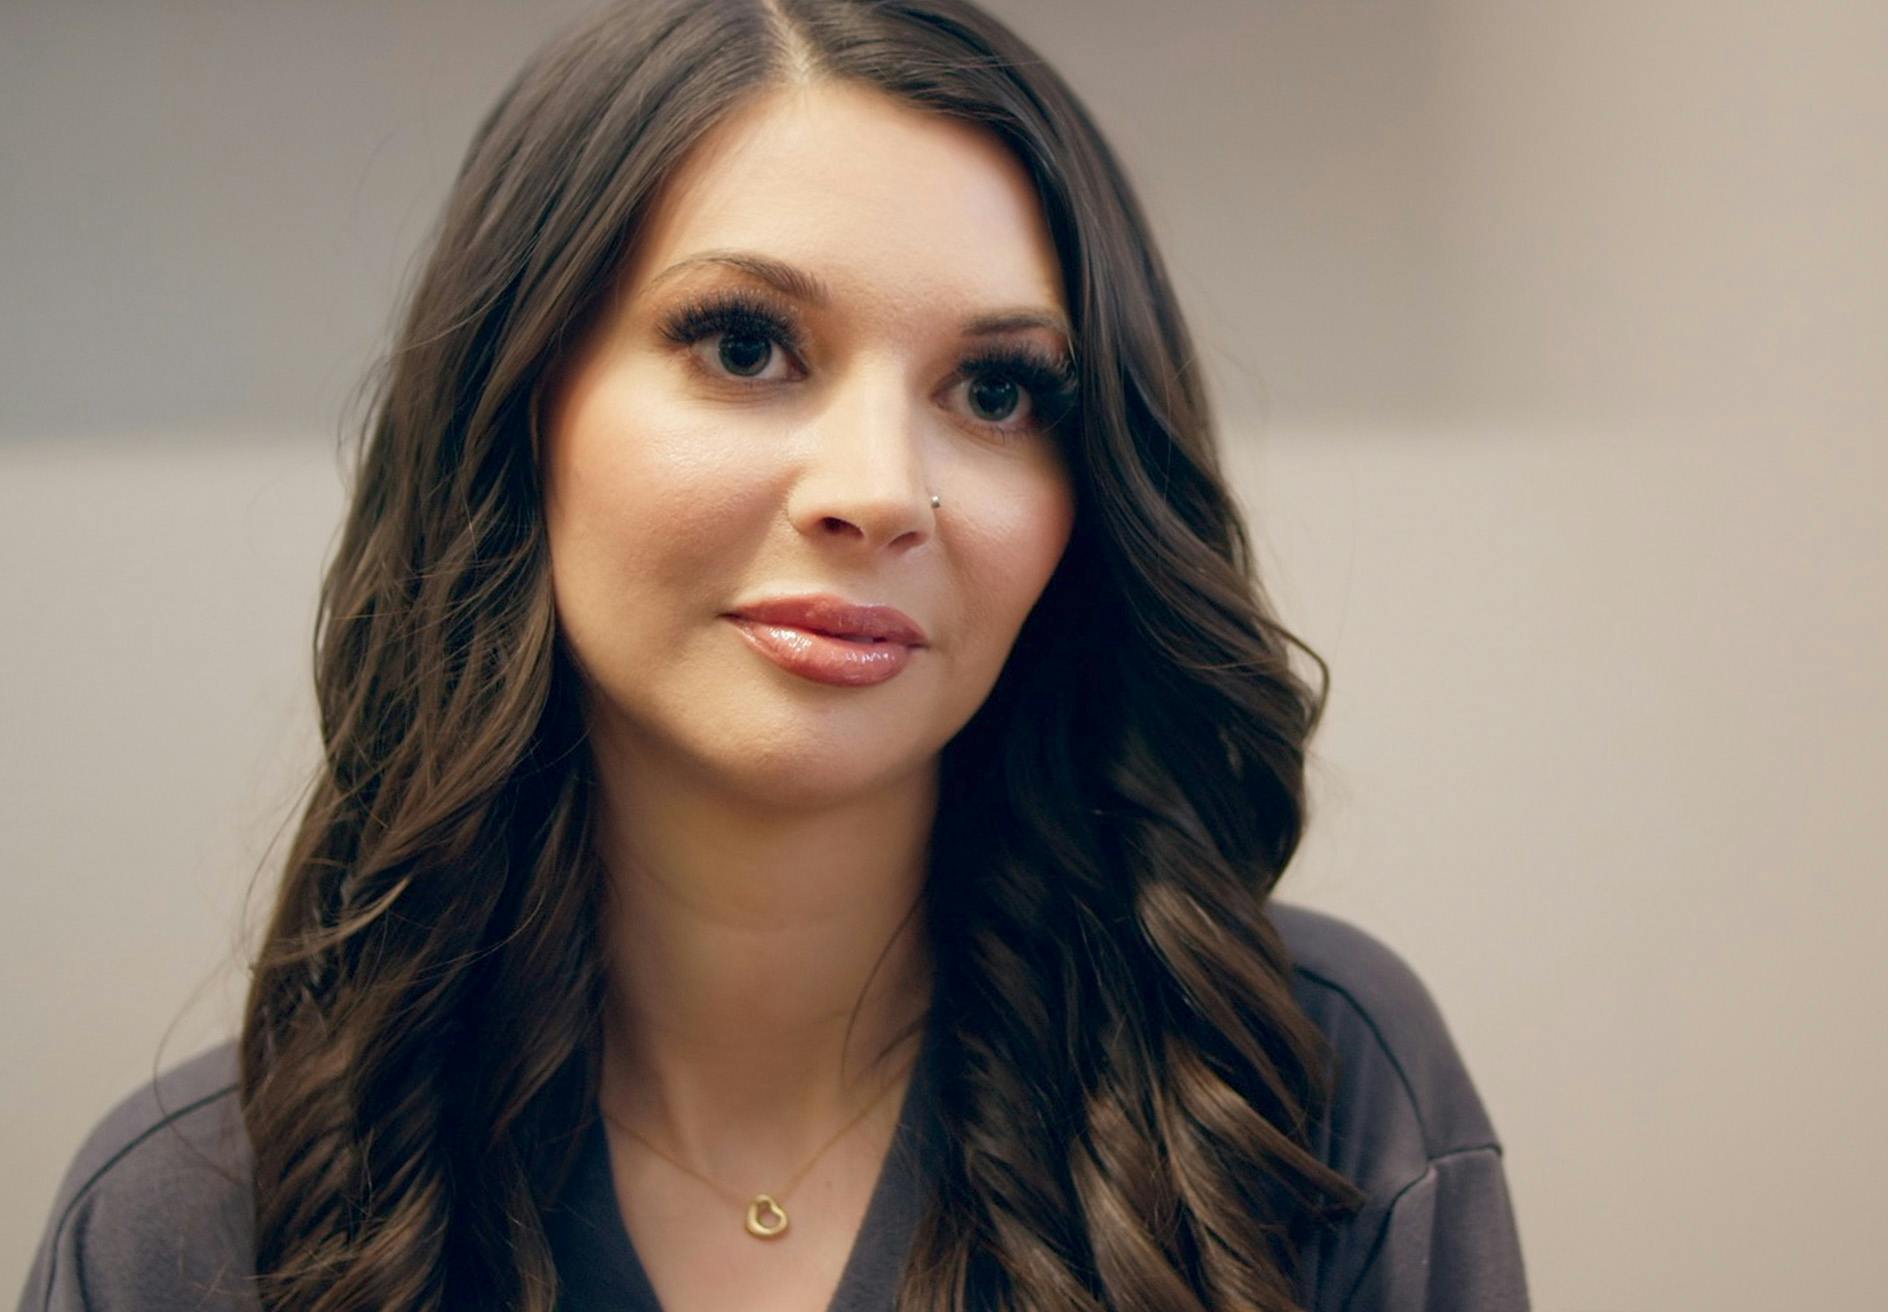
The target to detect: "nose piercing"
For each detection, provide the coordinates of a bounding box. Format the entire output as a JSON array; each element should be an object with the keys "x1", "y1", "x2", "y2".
[{"x1": 929, "y1": 493, "x2": 941, "y2": 509}]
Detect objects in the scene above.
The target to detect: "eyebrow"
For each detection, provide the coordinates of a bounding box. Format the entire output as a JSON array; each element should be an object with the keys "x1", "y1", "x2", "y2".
[{"x1": 646, "y1": 249, "x2": 1075, "y2": 347}]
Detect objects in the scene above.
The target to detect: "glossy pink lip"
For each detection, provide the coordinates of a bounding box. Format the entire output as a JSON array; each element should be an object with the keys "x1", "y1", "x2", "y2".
[
  {"x1": 723, "y1": 595, "x2": 927, "y2": 687},
  {"x1": 729, "y1": 595, "x2": 927, "y2": 644}
]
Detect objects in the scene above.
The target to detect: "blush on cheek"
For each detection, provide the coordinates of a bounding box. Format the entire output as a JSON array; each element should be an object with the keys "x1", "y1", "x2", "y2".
[
  {"x1": 996, "y1": 489, "x2": 1076, "y2": 578},
  {"x1": 568, "y1": 419, "x2": 784, "y2": 602}
]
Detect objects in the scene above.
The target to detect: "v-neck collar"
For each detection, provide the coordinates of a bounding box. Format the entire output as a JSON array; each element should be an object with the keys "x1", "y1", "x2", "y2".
[{"x1": 547, "y1": 1009, "x2": 946, "y2": 1312}]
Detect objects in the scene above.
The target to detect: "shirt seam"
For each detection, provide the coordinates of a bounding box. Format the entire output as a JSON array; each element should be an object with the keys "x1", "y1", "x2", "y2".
[
  {"x1": 1293, "y1": 964, "x2": 1448, "y2": 1151},
  {"x1": 1334, "y1": 1143, "x2": 1504, "y2": 1312},
  {"x1": 39, "y1": 1080, "x2": 241, "y2": 1312}
]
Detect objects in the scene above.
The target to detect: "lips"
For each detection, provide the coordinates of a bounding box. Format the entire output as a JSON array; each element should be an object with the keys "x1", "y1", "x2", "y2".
[
  {"x1": 726, "y1": 596, "x2": 927, "y2": 646},
  {"x1": 722, "y1": 594, "x2": 927, "y2": 687}
]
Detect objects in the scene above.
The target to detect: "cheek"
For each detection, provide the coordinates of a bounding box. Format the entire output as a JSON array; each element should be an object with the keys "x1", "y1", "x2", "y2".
[
  {"x1": 547, "y1": 372, "x2": 777, "y2": 595},
  {"x1": 954, "y1": 459, "x2": 1076, "y2": 642}
]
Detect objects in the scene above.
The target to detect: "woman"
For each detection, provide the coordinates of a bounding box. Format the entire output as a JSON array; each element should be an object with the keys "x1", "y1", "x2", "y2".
[{"x1": 19, "y1": 2, "x2": 1527, "y2": 1309}]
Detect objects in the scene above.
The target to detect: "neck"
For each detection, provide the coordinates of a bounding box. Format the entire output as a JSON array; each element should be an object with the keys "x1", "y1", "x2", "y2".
[{"x1": 591, "y1": 736, "x2": 937, "y2": 1183}]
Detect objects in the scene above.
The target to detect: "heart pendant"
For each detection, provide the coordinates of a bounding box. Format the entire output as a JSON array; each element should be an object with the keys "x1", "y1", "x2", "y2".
[{"x1": 746, "y1": 1193, "x2": 789, "y2": 1239}]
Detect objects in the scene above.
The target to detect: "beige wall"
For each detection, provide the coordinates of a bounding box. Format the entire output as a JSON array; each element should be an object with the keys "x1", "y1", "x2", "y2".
[{"x1": 5, "y1": 3, "x2": 1884, "y2": 1307}]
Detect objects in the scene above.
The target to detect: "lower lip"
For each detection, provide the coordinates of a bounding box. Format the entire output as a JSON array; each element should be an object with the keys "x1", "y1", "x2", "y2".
[{"x1": 725, "y1": 617, "x2": 918, "y2": 686}]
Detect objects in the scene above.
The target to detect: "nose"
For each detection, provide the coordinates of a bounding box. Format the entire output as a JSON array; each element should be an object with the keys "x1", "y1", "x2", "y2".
[{"x1": 785, "y1": 364, "x2": 936, "y2": 554}]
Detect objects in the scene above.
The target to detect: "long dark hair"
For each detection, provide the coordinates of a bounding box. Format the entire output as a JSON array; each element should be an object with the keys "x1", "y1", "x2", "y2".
[{"x1": 240, "y1": 1, "x2": 1367, "y2": 1308}]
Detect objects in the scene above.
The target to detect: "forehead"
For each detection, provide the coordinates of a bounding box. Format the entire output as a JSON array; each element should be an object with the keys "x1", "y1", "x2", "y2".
[{"x1": 619, "y1": 80, "x2": 1066, "y2": 320}]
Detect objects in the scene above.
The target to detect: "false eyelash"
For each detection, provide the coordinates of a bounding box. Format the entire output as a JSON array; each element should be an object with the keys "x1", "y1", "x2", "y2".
[
  {"x1": 657, "y1": 287, "x2": 806, "y2": 357},
  {"x1": 955, "y1": 346, "x2": 1080, "y2": 431},
  {"x1": 657, "y1": 287, "x2": 1082, "y2": 433}
]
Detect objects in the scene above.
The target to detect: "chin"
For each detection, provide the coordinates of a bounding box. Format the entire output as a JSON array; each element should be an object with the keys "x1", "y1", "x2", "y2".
[
  {"x1": 588, "y1": 660, "x2": 963, "y2": 811},
  {"x1": 704, "y1": 725, "x2": 937, "y2": 811}
]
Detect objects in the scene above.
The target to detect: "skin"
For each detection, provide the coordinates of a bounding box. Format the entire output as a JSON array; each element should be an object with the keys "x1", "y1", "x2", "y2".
[{"x1": 540, "y1": 79, "x2": 1077, "y2": 1306}]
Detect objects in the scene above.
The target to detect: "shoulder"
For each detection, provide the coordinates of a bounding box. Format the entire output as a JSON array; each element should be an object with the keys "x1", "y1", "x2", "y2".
[
  {"x1": 1267, "y1": 900, "x2": 1502, "y2": 1189},
  {"x1": 18, "y1": 1042, "x2": 258, "y2": 1312},
  {"x1": 1266, "y1": 902, "x2": 1530, "y2": 1310}
]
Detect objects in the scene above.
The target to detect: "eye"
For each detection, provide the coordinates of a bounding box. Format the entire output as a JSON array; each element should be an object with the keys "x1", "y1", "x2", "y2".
[
  {"x1": 658, "y1": 290, "x2": 804, "y2": 383},
  {"x1": 966, "y1": 375, "x2": 1025, "y2": 424},
  {"x1": 657, "y1": 291, "x2": 1079, "y2": 439},
  {"x1": 952, "y1": 348, "x2": 1079, "y2": 439},
  {"x1": 715, "y1": 330, "x2": 779, "y2": 379}
]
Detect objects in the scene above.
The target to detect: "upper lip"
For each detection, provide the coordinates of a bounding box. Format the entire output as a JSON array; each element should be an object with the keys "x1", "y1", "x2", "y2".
[{"x1": 727, "y1": 594, "x2": 928, "y2": 645}]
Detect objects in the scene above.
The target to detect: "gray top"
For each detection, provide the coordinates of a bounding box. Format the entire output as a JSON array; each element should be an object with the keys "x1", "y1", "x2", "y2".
[{"x1": 16, "y1": 902, "x2": 1529, "y2": 1311}]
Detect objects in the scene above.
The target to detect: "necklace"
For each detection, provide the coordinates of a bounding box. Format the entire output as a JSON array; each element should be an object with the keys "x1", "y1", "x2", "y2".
[{"x1": 601, "y1": 1055, "x2": 917, "y2": 1240}]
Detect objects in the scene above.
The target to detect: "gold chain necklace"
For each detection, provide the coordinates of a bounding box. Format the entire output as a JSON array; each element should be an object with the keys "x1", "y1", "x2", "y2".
[{"x1": 601, "y1": 1055, "x2": 916, "y2": 1240}]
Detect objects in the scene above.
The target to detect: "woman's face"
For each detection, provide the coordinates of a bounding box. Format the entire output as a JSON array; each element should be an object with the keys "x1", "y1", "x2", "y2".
[{"x1": 543, "y1": 81, "x2": 1077, "y2": 806}]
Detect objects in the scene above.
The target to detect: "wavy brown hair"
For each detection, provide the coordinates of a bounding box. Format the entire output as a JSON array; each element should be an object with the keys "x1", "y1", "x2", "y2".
[{"x1": 240, "y1": 1, "x2": 1367, "y2": 1308}]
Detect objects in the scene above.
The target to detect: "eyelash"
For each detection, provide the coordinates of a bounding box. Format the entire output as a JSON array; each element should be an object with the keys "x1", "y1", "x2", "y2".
[{"x1": 656, "y1": 289, "x2": 1079, "y2": 439}]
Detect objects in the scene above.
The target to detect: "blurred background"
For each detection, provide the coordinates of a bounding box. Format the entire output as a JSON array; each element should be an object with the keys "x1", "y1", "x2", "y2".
[{"x1": 3, "y1": 1, "x2": 1883, "y2": 1307}]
